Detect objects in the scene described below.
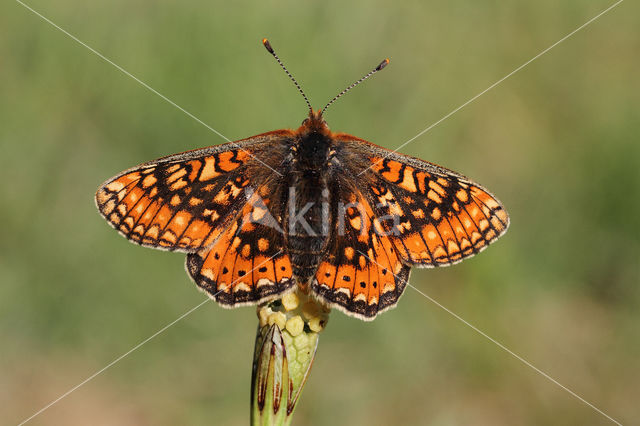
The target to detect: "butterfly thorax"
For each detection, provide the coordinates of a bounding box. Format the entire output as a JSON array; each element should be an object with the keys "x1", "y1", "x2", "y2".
[
  {"x1": 295, "y1": 130, "x2": 331, "y2": 171},
  {"x1": 285, "y1": 112, "x2": 333, "y2": 284}
]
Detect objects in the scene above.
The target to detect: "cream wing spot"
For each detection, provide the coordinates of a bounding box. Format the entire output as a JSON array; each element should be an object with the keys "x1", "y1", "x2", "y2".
[
  {"x1": 161, "y1": 231, "x2": 177, "y2": 244},
  {"x1": 428, "y1": 180, "x2": 446, "y2": 197},
  {"x1": 427, "y1": 189, "x2": 442, "y2": 204},
  {"x1": 167, "y1": 168, "x2": 187, "y2": 183},
  {"x1": 344, "y1": 247, "x2": 355, "y2": 260},
  {"x1": 106, "y1": 181, "x2": 125, "y2": 193},
  {"x1": 102, "y1": 199, "x2": 116, "y2": 215},
  {"x1": 146, "y1": 226, "x2": 160, "y2": 239},
  {"x1": 350, "y1": 216, "x2": 362, "y2": 231},
  {"x1": 335, "y1": 288, "x2": 351, "y2": 298},
  {"x1": 433, "y1": 245, "x2": 448, "y2": 260},
  {"x1": 170, "y1": 179, "x2": 188, "y2": 191},
  {"x1": 142, "y1": 175, "x2": 157, "y2": 188},
  {"x1": 123, "y1": 216, "x2": 134, "y2": 229},
  {"x1": 202, "y1": 268, "x2": 215, "y2": 280},
  {"x1": 233, "y1": 282, "x2": 252, "y2": 293},
  {"x1": 257, "y1": 278, "x2": 273, "y2": 288},
  {"x1": 232, "y1": 237, "x2": 242, "y2": 249},
  {"x1": 354, "y1": 293, "x2": 367, "y2": 303},
  {"x1": 436, "y1": 177, "x2": 449, "y2": 187},
  {"x1": 412, "y1": 208, "x2": 425, "y2": 219},
  {"x1": 252, "y1": 207, "x2": 266, "y2": 222},
  {"x1": 490, "y1": 216, "x2": 504, "y2": 231},
  {"x1": 258, "y1": 238, "x2": 269, "y2": 252},
  {"x1": 496, "y1": 209, "x2": 508, "y2": 223},
  {"x1": 399, "y1": 167, "x2": 417, "y2": 192},
  {"x1": 199, "y1": 158, "x2": 219, "y2": 181},
  {"x1": 166, "y1": 164, "x2": 180, "y2": 173}
]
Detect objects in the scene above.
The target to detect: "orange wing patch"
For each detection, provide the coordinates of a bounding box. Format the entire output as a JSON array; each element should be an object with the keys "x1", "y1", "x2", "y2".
[{"x1": 186, "y1": 192, "x2": 294, "y2": 306}]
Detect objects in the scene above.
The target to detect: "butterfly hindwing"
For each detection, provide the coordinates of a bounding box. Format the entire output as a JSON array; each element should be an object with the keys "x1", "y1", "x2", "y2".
[
  {"x1": 311, "y1": 185, "x2": 409, "y2": 320},
  {"x1": 186, "y1": 185, "x2": 295, "y2": 306}
]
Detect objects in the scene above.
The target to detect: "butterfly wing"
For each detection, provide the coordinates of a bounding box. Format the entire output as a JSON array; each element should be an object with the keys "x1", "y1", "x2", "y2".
[
  {"x1": 310, "y1": 135, "x2": 510, "y2": 320},
  {"x1": 341, "y1": 136, "x2": 509, "y2": 268},
  {"x1": 311, "y1": 183, "x2": 409, "y2": 321},
  {"x1": 186, "y1": 185, "x2": 295, "y2": 306},
  {"x1": 95, "y1": 131, "x2": 292, "y2": 252},
  {"x1": 96, "y1": 131, "x2": 296, "y2": 307}
]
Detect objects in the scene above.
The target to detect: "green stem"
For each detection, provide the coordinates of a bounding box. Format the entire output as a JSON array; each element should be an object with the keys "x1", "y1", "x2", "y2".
[{"x1": 250, "y1": 291, "x2": 329, "y2": 426}]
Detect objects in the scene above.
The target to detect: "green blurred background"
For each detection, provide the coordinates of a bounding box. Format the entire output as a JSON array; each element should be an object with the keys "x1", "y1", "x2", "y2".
[{"x1": 2, "y1": 1, "x2": 638, "y2": 424}]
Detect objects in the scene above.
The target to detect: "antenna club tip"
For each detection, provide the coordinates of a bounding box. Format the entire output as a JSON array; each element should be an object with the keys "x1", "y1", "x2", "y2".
[
  {"x1": 376, "y1": 58, "x2": 390, "y2": 71},
  {"x1": 262, "y1": 38, "x2": 274, "y2": 54}
]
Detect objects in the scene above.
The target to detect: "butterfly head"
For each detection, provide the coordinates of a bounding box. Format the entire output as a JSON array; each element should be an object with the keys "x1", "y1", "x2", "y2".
[
  {"x1": 293, "y1": 109, "x2": 333, "y2": 169},
  {"x1": 299, "y1": 109, "x2": 330, "y2": 134}
]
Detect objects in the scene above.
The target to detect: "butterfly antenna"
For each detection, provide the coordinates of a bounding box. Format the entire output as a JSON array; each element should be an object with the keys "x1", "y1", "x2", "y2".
[
  {"x1": 321, "y1": 58, "x2": 390, "y2": 115},
  {"x1": 262, "y1": 38, "x2": 312, "y2": 114}
]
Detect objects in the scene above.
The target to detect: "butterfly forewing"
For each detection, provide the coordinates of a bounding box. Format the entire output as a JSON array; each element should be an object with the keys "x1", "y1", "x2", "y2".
[
  {"x1": 341, "y1": 137, "x2": 509, "y2": 269},
  {"x1": 95, "y1": 134, "x2": 288, "y2": 253}
]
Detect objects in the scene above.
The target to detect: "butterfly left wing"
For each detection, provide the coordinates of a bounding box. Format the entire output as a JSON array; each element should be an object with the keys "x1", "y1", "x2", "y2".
[
  {"x1": 96, "y1": 131, "x2": 296, "y2": 307},
  {"x1": 186, "y1": 185, "x2": 295, "y2": 306}
]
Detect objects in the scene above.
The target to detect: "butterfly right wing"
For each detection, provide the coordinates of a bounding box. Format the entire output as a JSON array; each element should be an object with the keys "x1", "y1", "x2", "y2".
[
  {"x1": 363, "y1": 154, "x2": 509, "y2": 267},
  {"x1": 311, "y1": 183, "x2": 409, "y2": 320}
]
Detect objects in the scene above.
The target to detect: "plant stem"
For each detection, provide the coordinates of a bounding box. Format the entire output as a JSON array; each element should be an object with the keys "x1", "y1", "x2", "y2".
[{"x1": 250, "y1": 290, "x2": 329, "y2": 426}]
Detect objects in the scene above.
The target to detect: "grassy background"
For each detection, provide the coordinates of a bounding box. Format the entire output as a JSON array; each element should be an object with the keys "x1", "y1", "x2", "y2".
[{"x1": 2, "y1": 0, "x2": 639, "y2": 424}]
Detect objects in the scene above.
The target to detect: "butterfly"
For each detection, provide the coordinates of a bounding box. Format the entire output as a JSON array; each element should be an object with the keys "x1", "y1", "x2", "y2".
[{"x1": 96, "y1": 39, "x2": 509, "y2": 321}]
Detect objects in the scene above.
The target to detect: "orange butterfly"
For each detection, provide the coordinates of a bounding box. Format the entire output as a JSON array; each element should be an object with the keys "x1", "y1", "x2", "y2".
[{"x1": 96, "y1": 39, "x2": 509, "y2": 320}]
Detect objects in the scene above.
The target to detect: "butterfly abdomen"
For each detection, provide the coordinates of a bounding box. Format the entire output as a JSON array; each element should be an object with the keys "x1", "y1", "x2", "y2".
[
  {"x1": 285, "y1": 172, "x2": 330, "y2": 284},
  {"x1": 286, "y1": 130, "x2": 333, "y2": 284}
]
